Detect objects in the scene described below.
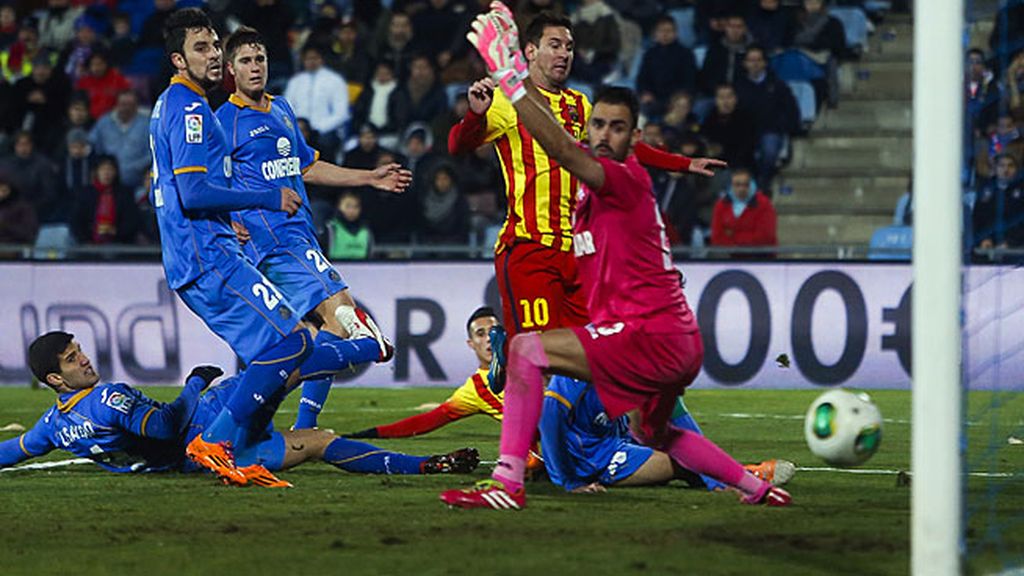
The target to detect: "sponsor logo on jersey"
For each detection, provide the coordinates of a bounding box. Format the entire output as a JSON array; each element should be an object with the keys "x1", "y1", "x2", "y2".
[
  {"x1": 185, "y1": 114, "x2": 203, "y2": 143},
  {"x1": 103, "y1": 391, "x2": 135, "y2": 414},
  {"x1": 152, "y1": 99, "x2": 163, "y2": 119},
  {"x1": 573, "y1": 230, "x2": 595, "y2": 257},
  {"x1": 261, "y1": 156, "x2": 301, "y2": 180},
  {"x1": 185, "y1": 101, "x2": 202, "y2": 112},
  {"x1": 249, "y1": 125, "x2": 270, "y2": 137},
  {"x1": 276, "y1": 136, "x2": 292, "y2": 157},
  {"x1": 55, "y1": 420, "x2": 96, "y2": 447}
]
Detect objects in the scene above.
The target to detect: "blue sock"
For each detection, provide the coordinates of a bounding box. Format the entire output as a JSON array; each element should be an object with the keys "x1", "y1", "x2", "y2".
[
  {"x1": 322, "y1": 437, "x2": 427, "y2": 474},
  {"x1": 294, "y1": 377, "x2": 333, "y2": 429},
  {"x1": 299, "y1": 331, "x2": 380, "y2": 380},
  {"x1": 671, "y1": 397, "x2": 727, "y2": 491},
  {"x1": 202, "y1": 330, "x2": 313, "y2": 444}
]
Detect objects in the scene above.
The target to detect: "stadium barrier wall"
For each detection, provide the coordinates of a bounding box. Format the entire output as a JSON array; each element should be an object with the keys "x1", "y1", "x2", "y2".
[{"x1": 1, "y1": 262, "x2": 1020, "y2": 390}]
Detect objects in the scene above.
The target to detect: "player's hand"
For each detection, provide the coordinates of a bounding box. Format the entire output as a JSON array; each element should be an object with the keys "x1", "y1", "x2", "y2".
[
  {"x1": 280, "y1": 187, "x2": 302, "y2": 216},
  {"x1": 187, "y1": 365, "x2": 223, "y2": 388},
  {"x1": 467, "y1": 77, "x2": 495, "y2": 115},
  {"x1": 370, "y1": 163, "x2": 413, "y2": 194},
  {"x1": 570, "y1": 482, "x2": 607, "y2": 494},
  {"x1": 231, "y1": 220, "x2": 251, "y2": 245},
  {"x1": 688, "y1": 157, "x2": 728, "y2": 177}
]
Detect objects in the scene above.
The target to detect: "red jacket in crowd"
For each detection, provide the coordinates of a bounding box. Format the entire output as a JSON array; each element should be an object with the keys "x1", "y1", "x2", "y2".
[{"x1": 711, "y1": 190, "x2": 778, "y2": 247}]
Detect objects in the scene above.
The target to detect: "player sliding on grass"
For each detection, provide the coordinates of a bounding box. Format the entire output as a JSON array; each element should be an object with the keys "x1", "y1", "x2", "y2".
[
  {"x1": 0, "y1": 332, "x2": 479, "y2": 482},
  {"x1": 149, "y1": 9, "x2": 391, "y2": 487},
  {"x1": 217, "y1": 27, "x2": 413, "y2": 431},
  {"x1": 440, "y1": 6, "x2": 791, "y2": 509}
]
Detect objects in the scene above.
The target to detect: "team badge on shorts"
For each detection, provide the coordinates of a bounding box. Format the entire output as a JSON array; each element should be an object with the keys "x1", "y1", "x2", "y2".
[
  {"x1": 329, "y1": 270, "x2": 341, "y2": 282},
  {"x1": 279, "y1": 307, "x2": 292, "y2": 320}
]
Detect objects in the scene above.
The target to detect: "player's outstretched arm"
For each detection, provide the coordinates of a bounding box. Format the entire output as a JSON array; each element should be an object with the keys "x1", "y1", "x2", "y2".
[
  {"x1": 117, "y1": 367, "x2": 223, "y2": 440},
  {"x1": 176, "y1": 171, "x2": 300, "y2": 216},
  {"x1": 303, "y1": 161, "x2": 412, "y2": 194},
  {"x1": 346, "y1": 402, "x2": 465, "y2": 439},
  {"x1": 0, "y1": 416, "x2": 55, "y2": 469},
  {"x1": 634, "y1": 141, "x2": 728, "y2": 177}
]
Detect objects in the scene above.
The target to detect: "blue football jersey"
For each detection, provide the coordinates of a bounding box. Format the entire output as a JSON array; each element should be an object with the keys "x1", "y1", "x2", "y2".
[
  {"x1": 217, "y1": 94, "x2": 319, "y2": 262},
  {"x1": 14, "y1": 383, "x2": 183, "y2": 473},
  {"x1": 149, "y1": 76, "x2": 241, "y2": 289}
]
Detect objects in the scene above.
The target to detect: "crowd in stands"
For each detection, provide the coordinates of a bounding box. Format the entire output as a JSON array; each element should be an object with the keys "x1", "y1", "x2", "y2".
[{"x1": 0, "y1": 0, "x2": 887, "y2": 260}]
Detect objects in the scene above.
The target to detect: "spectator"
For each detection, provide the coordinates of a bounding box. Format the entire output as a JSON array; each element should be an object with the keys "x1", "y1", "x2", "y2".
[
  {"x1": 515, "y1": 0, "x2": 567, "y2": 34},
  {"x1": 375, "y1": 12, "x2": 416, "y2": 83},
  {"x1": 0, "y1": 131, "x2": 62, "y2": 224},
  {"x1": 2, "y1": 25, "x2": 44, "y2": 82},
  {"x1": 75, "y1": 50, "x2": 130, "y2": 120},
  {"x1": 699, "y1": 13, "x2": 752, "y2": 96},
  {"x1": 661, "y1": 134, "x2": 719, "y2": 244},
  {"x1": 53, "y1": 94, "x2": 93, "y2": 158},
  {"x1": 570, "y1": 0, "x2": 621, "y2": 84},
  {"x1": 366, "y1": 149, "x2": 418, "y2": 243},
  {"x1": 234, "y1": 0, "x2": 295, "y2": 83},
  {"x1": 966, "y1": 48, "x2": 1000, "y2": 139},
  {"x1": 89, "y1": 90, "x2": 150, "y2": 189},
  {"x1": 746, "y1": 0, "x2": 795, "y2": 55},
  {"x1": 107, "y1": 12, "x2": 136, "y2": 70},
  {"x1": 36, "y1": 0, "x2": 84, "y2": 52},
  {"x1": 734, "y1": 45, "x2": 800, "y2": 191},
  {"x1": 636, "y1": 15, "x2": 698, "y2": 118},
  {"x1": 328, "y1": 20, "x2": 372, "y2": 87},
  {"x1": 284, "y1": 43, "x2": 350, "y2": 152},
  {"x1": 0, "y1": 6, "x2": 18, "y2": 50},
  {"x1": 322, "y1": 190, "x2": 373, "y2": 260},
  {"x1": 351, "y1": 61, "x2": 402, "y2": 137},
  {"x1": 139, "y1": 0, "x2": 177, "y2": 49},
  {"x1": 411, "y1": 0, "x2": 462, "y2": 66},
  {"x1": 295, "y1": 117, "x2": 337, "y2": 230},
  {"x1": 1002, "y1": 49, "x2": 1024, "y2": 122},
  {"x1": 792, "y1": 0, "x2": 845, "y2": 107},
  {"x1": 0, "y1": 174, "x2": 39, "y2": 248},
  {"x1": 419, "y1": 162, "x2": 469, "y2": 244},
  {"x1": 973, "y1": 153, "x2": 1024, "y2": 250},
  {"x1": 403, "y1": 123, "x2": 442, "y2": 190},
  {"x1": 72, "y1": 155, "x2": 140, "y2": 245},
  {"x1": 12, "y1": 53, "x2": 70, "y2": 153},
  {"x1": 711, "y1": 167, "x2": 777, "y2": 252},
  {"x1": 701, "y1": 83, "x2": 757, "y2": 169},
  {"x1": 59, "y1": 16, "x2": 103, "y2": 83},
  {"x1": 392, "y1": 55, "x2": 449, "y2": 134},
  {"x1": 661, "y1": 91, "x2": 701, "y2": 146},
  {"x1": 976, "y1": 114, "x2": 1024, "y2": 180},
  {"x1": 343, "y1": 123, "x2": 392, "y2": 171},
  {"x1": 60, "y1": 128, "x2": 93, "y2": 224}
]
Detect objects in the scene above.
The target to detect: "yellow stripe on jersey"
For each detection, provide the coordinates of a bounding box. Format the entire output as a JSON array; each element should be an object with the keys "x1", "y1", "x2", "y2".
[
  {"x1": 18, "y1": 434, "x2": 31, "y2": 457},
  {"x1": 57, "y1": 388, "x2": 94, "y2": 413},
  {"x1": 544, "y1": 390, "x2": 573, "y2": 411},
  {"x1": 172, "y1": 166, "x2": 207, "y2": 175},
  {"x1": 139, "y1": 407, "x2": 158, "y2": 437}
]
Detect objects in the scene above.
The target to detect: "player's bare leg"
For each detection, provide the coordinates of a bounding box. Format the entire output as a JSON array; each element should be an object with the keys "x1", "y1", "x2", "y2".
[
  {"x1": 278, "y1": 428, "x2": 480, "y2": 474},
  {"x1": 610, "y1": 451, "x2": 677, "y2": 486},
  {"x1": 441, "y1": 328, "x2": 588, "y2": 510}
]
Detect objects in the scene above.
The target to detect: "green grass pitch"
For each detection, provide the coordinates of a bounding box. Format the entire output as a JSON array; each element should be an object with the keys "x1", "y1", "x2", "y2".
[{"x1": 0, "y1": 387, "x2": 1021, "y2": 575}]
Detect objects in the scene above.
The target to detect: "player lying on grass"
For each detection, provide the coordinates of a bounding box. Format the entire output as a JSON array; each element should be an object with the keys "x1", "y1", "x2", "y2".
[
  {"x1": 540, "y1": 375, "x2": 795, "y2": 493},
  {"x1": 440, "y1": 5, "x2": 790, "y2": 509},
  {"x1": 218, "y1": 26, "x2": 413, "y2": 432},
  {"x1": 347, "y1": 307, "x2": 505, "y2": 439},
  {"x1": 0, "y1": 332, "x2": 479, "y2": 484}
]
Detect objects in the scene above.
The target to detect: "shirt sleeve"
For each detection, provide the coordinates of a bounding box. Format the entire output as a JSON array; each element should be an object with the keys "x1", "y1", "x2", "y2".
[
  {"x1": 483, "y1": 91, "x2": 518, "y2": 143},
  {"x1": 101, "y1": 380, "x2": 207, "y2": 441},
  {"x1": 284, "y1": 99, "x2": 320, "y2": 172},
  {"x1": 166, "y1": 94, "x2": 212, "y2": 176},
  {"x1": 538, "y1": 390, "x2": 587, "y2": 491},
  {"x1": 0, "y1": 413, "x2": 56, "y2": 468}
]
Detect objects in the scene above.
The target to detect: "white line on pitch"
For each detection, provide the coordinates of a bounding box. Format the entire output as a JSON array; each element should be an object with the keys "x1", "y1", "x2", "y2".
[
  {"x1": 797, "y1": 466, "x2": 1014, "y2": 478},
  {"x1": 0, "y1": 458, "x2": 94, "y2": 473}
]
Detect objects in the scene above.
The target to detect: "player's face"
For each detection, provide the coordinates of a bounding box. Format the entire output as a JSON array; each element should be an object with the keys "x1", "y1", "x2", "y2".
[
  {"x1": 526, "y1": 26, "x2": 574, "y2": 88},
  {"x1": 588, "y1": 102, "x2": 639, "y2": 162},
  {"x1": 177, "y1": 27, "x2": 223, "y2": 89},
  {"x1": 467, "y1": 316, "x2": 499, "y2": 368},
  {"x1": 50, "y1": 341, "x2": 100, "y2": 391},
  {"x1": 230, "y1": 43, "x2": 268, "y2": 97}
]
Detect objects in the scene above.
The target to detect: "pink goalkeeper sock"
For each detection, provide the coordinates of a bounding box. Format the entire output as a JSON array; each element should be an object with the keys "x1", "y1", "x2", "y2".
[
  {"x1": 666, "y1": 428, "x2": 766, "y2": 497},
  {"x1": 492, "y1": 332, "x2": 548, "y2": 493}
]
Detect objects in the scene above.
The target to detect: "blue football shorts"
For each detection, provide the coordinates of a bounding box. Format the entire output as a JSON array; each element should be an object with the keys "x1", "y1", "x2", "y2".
[
  {"x1": 596, "y1": 440, "x2": 655, "y2": 486},
  {"x1": 184, "y1": 378, "x2": 286, "y2": 472},
  {"x1": 258, "y1": 235, "x2": 348, "y2": 318}
]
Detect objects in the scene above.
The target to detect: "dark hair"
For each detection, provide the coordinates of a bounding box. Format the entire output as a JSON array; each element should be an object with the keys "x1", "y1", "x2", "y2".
[
  {"x1": 654, "y1": 14, "x2": 677, "y2": 29},
  {"x1": 731, "y1": 166, "x2": 753, "y2": 179},
  {"x1": 466, "y1": 306, "x2": 498, "y2": 335},
  {"x1": 524, "y1": 11, "x2": 573, "y2": 49},
  {"x1": 745, "y1": 43, "x2": 767, "y2": 59},
  {"x1": 163, "y1": 7, "x2": 214, "y2": 57},
  {"x1": 300, "y1": 41, "x2": 324, "y2": 58},
  {"x1": 593, "y1": 86, "x2": 639, "y2": 129},
  {"x1": 224, "y1": 25, "x2": 264, "y2": 64},
  {"x1": 715, "y1": 83, "x2": 736, "y2": 95},
  {"x1": 28, "y1": 331, "x2": 73, "y2": 382}
]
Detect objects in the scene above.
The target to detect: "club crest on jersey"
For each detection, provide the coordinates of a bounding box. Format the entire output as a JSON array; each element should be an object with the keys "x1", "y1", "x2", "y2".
[
  {"x1": 185, "y1": 114, "x2": 203, "y2": 143},
  {"x1": 277, "y1": 137, "x2": 292, "y2": 157},
  {"x1": 103, "y1": 391, "x2": 134, "y2": 414},
  {"x1": 282, "y1": 114, "x2": 293, "y2": 132}
]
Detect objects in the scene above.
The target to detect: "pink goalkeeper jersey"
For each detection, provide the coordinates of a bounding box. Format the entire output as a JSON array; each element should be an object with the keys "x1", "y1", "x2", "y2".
[{"x1": 572, "y1": 153, "x2": 697, "y2": 329}]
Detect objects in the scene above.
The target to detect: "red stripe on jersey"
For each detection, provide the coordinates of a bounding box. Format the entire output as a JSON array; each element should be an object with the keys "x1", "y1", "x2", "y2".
[
  {"x1": 495, "y1": 136, "x2": 519, "y2": 250},
  {"x1": 472, "y1": 373, "x2": 504, "y2": 413},
  {"x1": 548, "y1": 155, "x2": 562, "y2": 232},
  {"x1": 517, "y1": 121, "x2": 539, "y2": 237}
]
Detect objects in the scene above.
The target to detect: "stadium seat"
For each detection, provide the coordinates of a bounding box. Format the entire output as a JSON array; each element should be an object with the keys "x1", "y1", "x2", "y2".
[
  {"x1": 785, "y1": 80, "x2": 817, "y2": 127},
  {"x1": 445, "y1": 83, "x2": 468, "y2": 107},
  {"x1": 770, "y1": 49, "x2": 826, "y2": 82},
  {"x1": 32, "y1": 224, "x2": 73, "y2": 260},
  {"x1": 868, "y1": 225, "x2": 913, "y2": 260},
  {"x1": 669, "y1": 7, "x2": 697, "y2": 48},
  {"x1": 830, "y1": 7, "x2": 871, "y2": 53}
]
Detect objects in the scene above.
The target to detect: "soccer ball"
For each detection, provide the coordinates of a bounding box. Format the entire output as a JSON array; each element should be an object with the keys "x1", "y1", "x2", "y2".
[{"x1": 804, "y1": 389, "x2": 883, "y2": 467}]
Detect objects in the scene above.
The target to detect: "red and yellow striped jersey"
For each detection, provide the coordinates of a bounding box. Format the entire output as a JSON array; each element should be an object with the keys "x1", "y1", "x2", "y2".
[{"x1": 483, "y1": 85, "x2": 591, "y2": 253}]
